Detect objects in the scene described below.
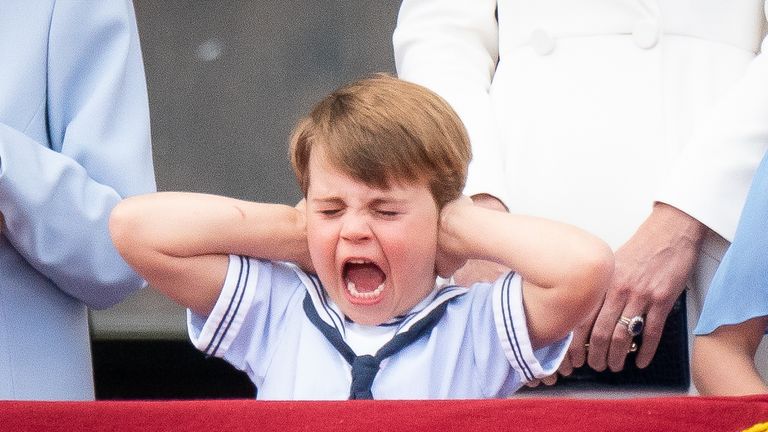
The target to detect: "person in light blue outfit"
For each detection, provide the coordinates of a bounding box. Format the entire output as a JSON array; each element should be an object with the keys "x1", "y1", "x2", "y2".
[
  {"x1": 0, "y1": 0, "x2": 156, "y2": 400},
  {"x1": 692, "y1": 151, "x2": 768, "y2": 396}
]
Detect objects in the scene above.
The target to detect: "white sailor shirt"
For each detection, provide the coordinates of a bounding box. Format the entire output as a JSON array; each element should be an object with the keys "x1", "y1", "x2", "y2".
[{"x1": 188, "y1": 255, "x2": 570, "y2": 399}]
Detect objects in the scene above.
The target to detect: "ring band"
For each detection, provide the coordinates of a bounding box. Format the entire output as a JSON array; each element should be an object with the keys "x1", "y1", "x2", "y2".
[
  {"x1": 584, "y1": 342, "x2": 639, "y2": 353},
  {"x1": 618, "y1": 315, "x2": 645, "y2": 337}
]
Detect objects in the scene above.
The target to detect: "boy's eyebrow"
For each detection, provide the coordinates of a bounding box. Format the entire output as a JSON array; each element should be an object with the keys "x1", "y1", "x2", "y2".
[
  {"x1": 310, "y1": 197, "x2": 409, "y2": 206},
  {"x1": 369, "y1": 197, "x2": 408, "y2": 207},
  {"x1": 311, "y1": 197, "x2": 345, "y2": 206}
]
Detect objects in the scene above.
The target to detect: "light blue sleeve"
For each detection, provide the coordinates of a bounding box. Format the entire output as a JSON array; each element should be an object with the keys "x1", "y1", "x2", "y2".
[
  {"x1": 466, "y1": 273, "x2": 571, "y2": 395},
  {"x1": 695, "y1": 151, "x2": 768, "y2": 335},
  {"x1": 0, "y1": 0, "x2": 156, "y2": 309},
  {"x1": 187, "y1": 257, "x2": 305, "y2": 387},
  {"x1": 491, "y1": 273, "x2": 571, "y2": 385}
]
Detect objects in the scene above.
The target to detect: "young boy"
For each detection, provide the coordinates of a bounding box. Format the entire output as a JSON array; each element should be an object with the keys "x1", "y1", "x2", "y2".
[{"x1": 110, "y1": 74, "x2": 613, "y2": 399}]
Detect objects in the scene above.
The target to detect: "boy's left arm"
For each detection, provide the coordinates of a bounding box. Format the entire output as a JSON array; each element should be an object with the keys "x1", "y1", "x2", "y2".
[{"x1": 438, "y1": 197, "x2": 614, "y2": 349}]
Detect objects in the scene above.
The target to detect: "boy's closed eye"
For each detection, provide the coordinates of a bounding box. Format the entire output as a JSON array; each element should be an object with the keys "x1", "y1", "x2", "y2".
[
  {"x1": 317, "y1": 208, "x2": 343, "y2": 217},
  {"x1": 373, "y1": 208, "x2": 401, "y2": 218}
]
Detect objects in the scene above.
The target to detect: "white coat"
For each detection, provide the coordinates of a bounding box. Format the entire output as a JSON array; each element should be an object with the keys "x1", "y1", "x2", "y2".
[{"x1": 394, "y1": 0, "x2": 768, "y2": 250}]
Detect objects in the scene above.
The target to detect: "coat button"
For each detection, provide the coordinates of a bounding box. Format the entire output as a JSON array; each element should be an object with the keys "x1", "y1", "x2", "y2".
[
  {"x1": 632, "y1": 20, "x2": 659, "y2": 49},
  {"x1": 529, "y1": 29, "x2": 556, "y2": 56}
]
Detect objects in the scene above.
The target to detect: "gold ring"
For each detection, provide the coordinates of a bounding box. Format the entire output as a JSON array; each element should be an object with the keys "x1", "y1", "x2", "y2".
[{"x1": 584, "y1": 342, "x2": 638, "y2": 353}]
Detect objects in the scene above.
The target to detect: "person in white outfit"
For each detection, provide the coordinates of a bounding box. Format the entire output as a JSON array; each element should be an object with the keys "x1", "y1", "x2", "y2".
[{"x1": 393, "y1": 0, "x2": 768, "y2": 386}]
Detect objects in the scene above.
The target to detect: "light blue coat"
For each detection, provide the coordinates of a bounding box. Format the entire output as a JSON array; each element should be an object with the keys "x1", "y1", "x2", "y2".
[{"x1": 0, "y1": 0, "x2": 155, "y2": 399}]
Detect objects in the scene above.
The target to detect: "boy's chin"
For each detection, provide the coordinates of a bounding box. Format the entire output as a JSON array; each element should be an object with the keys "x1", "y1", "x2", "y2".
[
  {"x1": 342, "y1": 307, "x2": 393, "y2": 326},
  {"x1": 345, "y1": 312, "x2": 389, "y2": 326}
]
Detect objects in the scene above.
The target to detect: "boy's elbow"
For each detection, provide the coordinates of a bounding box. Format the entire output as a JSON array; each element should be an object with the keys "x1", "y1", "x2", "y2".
[
  {"x1": 543, "y1": 241, "x2": 613, "y2": 341},
  {"x1": 109, "y1": 197, "x2": 147, "y2": 262},
  {"x1": 108, "y1": 199, "x2": 132, "y2": 253},
  {"x1": 572, "y1": 240, "x2": 614, "y2": 311}
]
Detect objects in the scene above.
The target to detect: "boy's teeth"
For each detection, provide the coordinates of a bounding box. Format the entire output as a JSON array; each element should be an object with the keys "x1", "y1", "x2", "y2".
[{"x1": 346, "y1": 281, "x2": 384, "y2": 298}]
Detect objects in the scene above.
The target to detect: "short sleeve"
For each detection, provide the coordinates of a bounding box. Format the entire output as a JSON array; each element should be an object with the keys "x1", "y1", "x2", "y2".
[
  {"x1": 187, "y1": 256, "x2": 305, "y2": 383},
  {"x1": 491, "y1": 272, "x2": 571, "y2": 383}
]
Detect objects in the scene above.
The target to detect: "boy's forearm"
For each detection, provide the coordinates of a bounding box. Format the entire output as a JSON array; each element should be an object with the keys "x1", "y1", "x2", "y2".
[
  {"x1": 111, "y1": 192, "x2": 309, "y2": 265},
  {"x1": 110, "y1": 192, "x2": 310, "y2": 315},
  {"x1": 442, "y1": 204, "x2": 612, "y2": 290}
]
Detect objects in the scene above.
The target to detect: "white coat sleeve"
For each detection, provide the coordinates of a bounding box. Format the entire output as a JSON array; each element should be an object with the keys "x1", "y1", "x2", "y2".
[
  {"x1": 657, "y1": 4, "x2": 768, "y2": 241},
  {"x1": 393, "y1": 0, "x2": 510, "y2": 206},
  {"x1": 0, "y1": 0, "x2": 156, "y2": 309}
]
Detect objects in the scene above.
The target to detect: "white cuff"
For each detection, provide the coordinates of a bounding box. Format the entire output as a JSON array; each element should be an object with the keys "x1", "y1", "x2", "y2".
[
  {"x1": 492, "y1": 272, "x2": 571, "y2": 382},
  {"x1": 187, "y1": 255, "x2": 258, "y2": 358}
]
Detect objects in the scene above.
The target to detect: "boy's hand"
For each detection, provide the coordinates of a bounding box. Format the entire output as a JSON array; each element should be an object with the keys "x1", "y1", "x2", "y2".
[
  {"x1": 452, "y1": 194, "x2": 509, "y2": 286},
  {"x1": 524, "y1": 374, "x2": 558, "y2": 388},
  {"x1": 435, "y1": 195, "x2": 474, "y2": 278}
]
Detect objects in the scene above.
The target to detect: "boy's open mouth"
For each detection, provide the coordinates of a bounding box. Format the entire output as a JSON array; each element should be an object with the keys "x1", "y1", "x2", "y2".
[{"x1": 343, "y1": 259, "x2": 386, "y2": 300}]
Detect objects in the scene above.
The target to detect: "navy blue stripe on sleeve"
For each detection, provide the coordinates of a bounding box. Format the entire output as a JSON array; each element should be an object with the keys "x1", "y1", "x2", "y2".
[
  {"x1": 210, "y1": 256, "x2": 251, "y2": 357},
  {"x1": 205, "y1": 255, "x2": 249, "y2": 356},
  {"x1": 500, "y1": 272, "x2": 534, "y2": 381}
]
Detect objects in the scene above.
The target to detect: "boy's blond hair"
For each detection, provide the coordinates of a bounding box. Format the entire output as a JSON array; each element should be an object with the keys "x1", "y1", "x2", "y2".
[{"x1": 289, "y1": 74, "x2": 471, "y2": 209}]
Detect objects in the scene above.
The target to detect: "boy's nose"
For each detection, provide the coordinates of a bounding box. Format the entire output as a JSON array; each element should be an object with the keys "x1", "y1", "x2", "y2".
[{"x1": 340, "y1": 214, "x2": 372, "y2": 241}]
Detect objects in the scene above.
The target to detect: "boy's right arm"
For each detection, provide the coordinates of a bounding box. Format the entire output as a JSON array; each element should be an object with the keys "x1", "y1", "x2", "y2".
[{"x1": 109, "y1": 192, "x2": 310, "y2": 316}]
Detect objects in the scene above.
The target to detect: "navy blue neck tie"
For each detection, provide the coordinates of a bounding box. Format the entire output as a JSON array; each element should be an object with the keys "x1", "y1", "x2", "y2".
[{"x1": 303, "y1": 292, "x2": 448, "y2": 400}]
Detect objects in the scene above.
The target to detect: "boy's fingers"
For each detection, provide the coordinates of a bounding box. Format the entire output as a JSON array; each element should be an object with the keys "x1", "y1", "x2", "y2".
[
  {"x1": 526, "y1": 374, "x2": 558, "y2": 388},
  {"x1": 541, "y1": 373, "x2": 558, "y2": 386},
  {"x1": 525, "y1": 379, "x2": 541, "y2": 388}
]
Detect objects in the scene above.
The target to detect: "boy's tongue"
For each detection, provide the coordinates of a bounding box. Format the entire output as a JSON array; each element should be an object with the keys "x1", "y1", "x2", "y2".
[{"x1": 346, "y1": 262, "x2": 385, "y2": 292}]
